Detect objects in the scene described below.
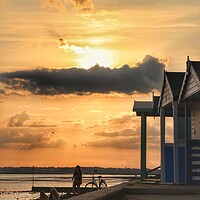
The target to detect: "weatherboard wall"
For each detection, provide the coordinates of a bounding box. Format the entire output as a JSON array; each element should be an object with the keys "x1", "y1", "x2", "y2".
[
  {"x1": 161, "y1": 81, "x2": 172, "y2": 108},
  {"x1": 191, "y1": 103, "x2": 200, "y2": 139},
  {"x1": 181, "y1": 68, "x2": 200, "y2": 101}
]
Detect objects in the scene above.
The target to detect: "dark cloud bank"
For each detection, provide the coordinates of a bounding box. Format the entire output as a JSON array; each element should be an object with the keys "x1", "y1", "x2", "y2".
[{"x1": 0, "y1": 55, "x2": 165, "y2": 95}]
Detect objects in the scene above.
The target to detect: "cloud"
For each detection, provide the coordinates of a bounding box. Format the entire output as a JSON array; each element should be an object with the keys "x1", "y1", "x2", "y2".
[
  {"x1": 85, "y1": 131, "x2": 159, "y2": 150},
  {"x1": 57, "y1": 37, "x2": 91, "y2": 54},
  {"x1": 86, "y1": 129, "x2": 131, "y2": 149},
  {"x1": 0, "y1": 89, "x2": 6, "y2": 95},
  {"x1": 41, "y1": 0, "x2": 69, "y2": 12},
  {"x1": 83, "y1": 129, "x2": 140, "y2": 149},
  {"x1": 62, "y1": 118, "x2": 85, "y2": 126},
  {"x1": 43, "y1": 107, "x2": 62, "y2": 111},
  {"x1": 0, "y1": 55, "x2": 165, "y2": 95},
  {"x1": 94, "y1": 129, "x2": 135, "y2": 137},
  {"x1": 7, "y1": 111, "x2": 56, "y2": 128},
  {"x1": 71, "y1": 0, "x2": 93, "y2": 11},
  {"x1": 8, "y1": 111, "x2": 30, "y2": 127},
  {"x1": 89, "y1": 113, "x2": 139, "y2": 131},
  {"x1": 83, "y1": 132, "x2": 140, "y2": 149},
  {"x1": 86, "y1": 113, "x2": 138, "y2": 132},
  {"x1": 0, "y1": 127, "x2": 66, "y2": 150},
  {"x1": 84, "y1": 117, "x2": 161, "y2": 150},
  {"x1": 41, "y1": 0, "x2": 93, "y2": 12},
  {"x1": 84, "y1": 137, "x2": 140, "y2": 149},
  {"x1": 107, "y1": 114, "x2": 136, "y2": 126}
]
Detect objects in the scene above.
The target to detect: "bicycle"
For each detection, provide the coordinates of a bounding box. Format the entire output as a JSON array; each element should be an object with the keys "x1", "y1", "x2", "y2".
[{"x1": 85, "y1": 169, "x2": 107, "y2": 191}]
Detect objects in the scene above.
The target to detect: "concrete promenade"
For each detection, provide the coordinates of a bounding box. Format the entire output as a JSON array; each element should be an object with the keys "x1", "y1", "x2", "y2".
[{"x1": 68, "y1": 180, "x2": 200, "y2": 200}]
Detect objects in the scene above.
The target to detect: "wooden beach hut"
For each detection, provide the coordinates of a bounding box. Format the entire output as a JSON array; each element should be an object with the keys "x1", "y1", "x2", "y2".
[
  {"x1": 158, "y1": 71, "x2": 185, "y2": 184},
  {"x1": 133, "y1": 72, "x2": 185, "y2": 184},
  {"x1": 179, "y1": 58, "x2": 200, "y2": 185},
  {"x1": 133, "y1": 100, "x2": 159, "y2": 179},
  {"x1": 133, "y1": 57, "x2": 200, "y2": 185}
]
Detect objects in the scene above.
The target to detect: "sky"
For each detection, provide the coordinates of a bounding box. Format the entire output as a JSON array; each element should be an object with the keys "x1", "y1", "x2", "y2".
[{"x1": 0, "y1": 0, "x2": 200, "y2": 169}]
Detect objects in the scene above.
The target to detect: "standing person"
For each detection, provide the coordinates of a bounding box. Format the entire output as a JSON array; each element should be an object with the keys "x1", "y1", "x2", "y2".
[{"x1": 72, "y1": 165, "x2": 82, "y2": 194}]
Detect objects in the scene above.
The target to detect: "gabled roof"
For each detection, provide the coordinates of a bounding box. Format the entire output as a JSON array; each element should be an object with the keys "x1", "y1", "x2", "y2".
[
  {"x1": 165, "y1": 72, "x2": 185, "y2": 100},
  {"x1": 133, "y1": 101, "x2": 152, "y2": 110},
  {"x1": 179, "y1": 61, "x2": 200, "y2": 102},
  {"x1": 133, "y1": 101, "x2": 159, "y2": 116},
  {"x1": 191, "y1": 61, "x2": 200, "y2": 80},
  {"x1": 158, "y1": 71, "x2": 185, "y2": 110}
]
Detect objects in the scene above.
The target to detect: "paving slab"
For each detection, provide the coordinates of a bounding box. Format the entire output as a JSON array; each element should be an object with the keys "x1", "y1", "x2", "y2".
[
  {"x1": 67, "y1": 180, "x2": 200, "y2": 200},
  {"x1": 124, "y1": 195, "x2": 200, "y2": 200}
]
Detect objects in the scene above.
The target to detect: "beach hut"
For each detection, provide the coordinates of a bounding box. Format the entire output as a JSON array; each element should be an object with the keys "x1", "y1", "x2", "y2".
[
  {"x1": 158, "y1": 71, "x2": 185, "y2": 184},
  {"x1": 133, "y1": 100, "x2": 159, "y2": 179},
  {"x1": 133, "y1": 57, "x2": 200, "y2": 185},
  {"x1": 133, "y1": 72, "x2": 185, "y2": 184},
  {"x1": 179, "y1": 58, "x2": 200, "y2": 185}
]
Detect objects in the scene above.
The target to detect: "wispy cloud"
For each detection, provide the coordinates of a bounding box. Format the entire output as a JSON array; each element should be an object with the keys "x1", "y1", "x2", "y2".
[
  {"x1": 62, "y1": 118, "x2": 85, "y2": 128},
  {"x1": 71, "y1": 0, "x2": 93, "y2": 11},
  {"x1": 84, "y1": 116, "x2": 161, "y2": 150},
  {"x1": 84, "y1": 128, "x2": 160, "y2": 150},
  {"x1": 7, "y1": 111, "x2": 57, "y2": 128},
  {"x1": 0, "y1": 55, "x2": 165, "y2": 95},
  {"x1": 83, "y1": 137, "x2": 140, "y2": 149},
  {"x1": 94, "y1": 129, "x2": 135, "y2": 137},
  {"x1": 0, "y1": 127, "x2": 66, "y2": 150},
  {"x1": 57, "y1": 37, "x2": 91, "y2": 54},
  {"x1": 41, "y1": 0, "x2": 94, "y2": 12},
  {"x1": 8, "y1": 111, "x2": 30, "y2": 127}
]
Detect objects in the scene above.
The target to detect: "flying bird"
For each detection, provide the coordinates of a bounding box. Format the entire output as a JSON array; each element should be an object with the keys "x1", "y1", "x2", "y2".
[{"x1": 48, "y1": 130, "x2": 56, "y2": 135}]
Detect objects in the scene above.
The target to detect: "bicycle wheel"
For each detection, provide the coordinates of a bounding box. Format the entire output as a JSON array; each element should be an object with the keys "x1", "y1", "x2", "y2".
[
  {"x1": 85, "y1": 182, "x2": 98, "y2": 192},
  {"x1": 100, "y1": 180, "x2": 107, "y2": 189}
]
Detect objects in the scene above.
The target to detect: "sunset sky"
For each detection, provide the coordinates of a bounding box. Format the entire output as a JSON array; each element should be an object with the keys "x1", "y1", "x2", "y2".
[{"x1": 0, "y1": 0, "x2": 200, "y2": 169}]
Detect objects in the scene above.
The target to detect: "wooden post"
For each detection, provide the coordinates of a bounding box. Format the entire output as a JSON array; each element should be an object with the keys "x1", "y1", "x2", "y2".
[
  {"x1": 32, "y1": 165, "x2": 35, "y2": 187},
  {"x1": 185, "y1": 102, "x2": 189, "y2": 185},
  {"x1": 173, "y1": 101, "x2": 179, "y2": 184},
  {"x1": 141, "y1": 113, "x2": 147, "y2": 179},
  {"x1": 160, "y1": 108, "x2": 165, "y2": 182}
]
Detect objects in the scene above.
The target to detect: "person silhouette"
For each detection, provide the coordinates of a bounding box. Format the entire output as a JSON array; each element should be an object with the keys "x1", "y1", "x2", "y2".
[{"x1": 72, "y1": 165, "x2": 82, "y2": 194}]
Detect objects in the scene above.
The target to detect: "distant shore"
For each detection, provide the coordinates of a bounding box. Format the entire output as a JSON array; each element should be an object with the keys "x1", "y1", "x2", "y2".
[{"x1": 0, "y1": 167, "x2": 142, "y2": 175}]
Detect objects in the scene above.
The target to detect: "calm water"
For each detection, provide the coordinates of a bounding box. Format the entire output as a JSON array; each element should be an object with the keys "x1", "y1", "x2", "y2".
[{"x1": 0, "y1": 174, "x2": 136, "y2": 199}]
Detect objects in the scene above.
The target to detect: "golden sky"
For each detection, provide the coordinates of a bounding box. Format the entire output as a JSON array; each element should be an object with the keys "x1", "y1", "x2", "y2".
[{"x1": 0, "y1": 0, "x2": 199, "y2": 168}]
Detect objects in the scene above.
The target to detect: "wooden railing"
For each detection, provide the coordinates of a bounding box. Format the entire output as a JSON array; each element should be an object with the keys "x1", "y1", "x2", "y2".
[
  {"x1": 146, "y1": 166, "x2": 161, "y2": 179},
  {"x1": 189, "y1": 140, "x2": 200, "y2": 185}
]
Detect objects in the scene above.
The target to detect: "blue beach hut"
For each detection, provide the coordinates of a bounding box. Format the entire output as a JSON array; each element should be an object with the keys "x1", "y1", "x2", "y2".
[
  {"x1": 133, "y1": 57, "x2": 200, "y2": 185},
  {"x1": 179, "y1": 58, "x2": 200, "y2": 185},
  {"x1": 158, "y1": 71, "x2": 185, "y2": 184}
]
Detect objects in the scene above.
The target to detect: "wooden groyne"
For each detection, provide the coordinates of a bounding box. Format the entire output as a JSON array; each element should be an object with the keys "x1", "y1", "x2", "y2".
[{"x1": 32, "y1": 186, "x2": 96, "y2": 193}]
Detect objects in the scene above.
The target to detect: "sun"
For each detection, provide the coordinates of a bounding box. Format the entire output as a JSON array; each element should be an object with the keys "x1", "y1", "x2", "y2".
[{"x1": 79, "y1": 48, "x2": 114, "y2": 68}]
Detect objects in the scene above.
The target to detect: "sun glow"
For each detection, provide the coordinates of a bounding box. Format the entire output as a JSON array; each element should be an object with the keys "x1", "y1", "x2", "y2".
[{"x1": 79, "y1": 49, "x2": 114, "y2": 68}]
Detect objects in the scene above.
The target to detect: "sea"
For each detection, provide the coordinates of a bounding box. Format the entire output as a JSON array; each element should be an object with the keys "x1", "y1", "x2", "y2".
[{"x1": 0, "y1": 174, "x2": 137, "y2": 200}]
